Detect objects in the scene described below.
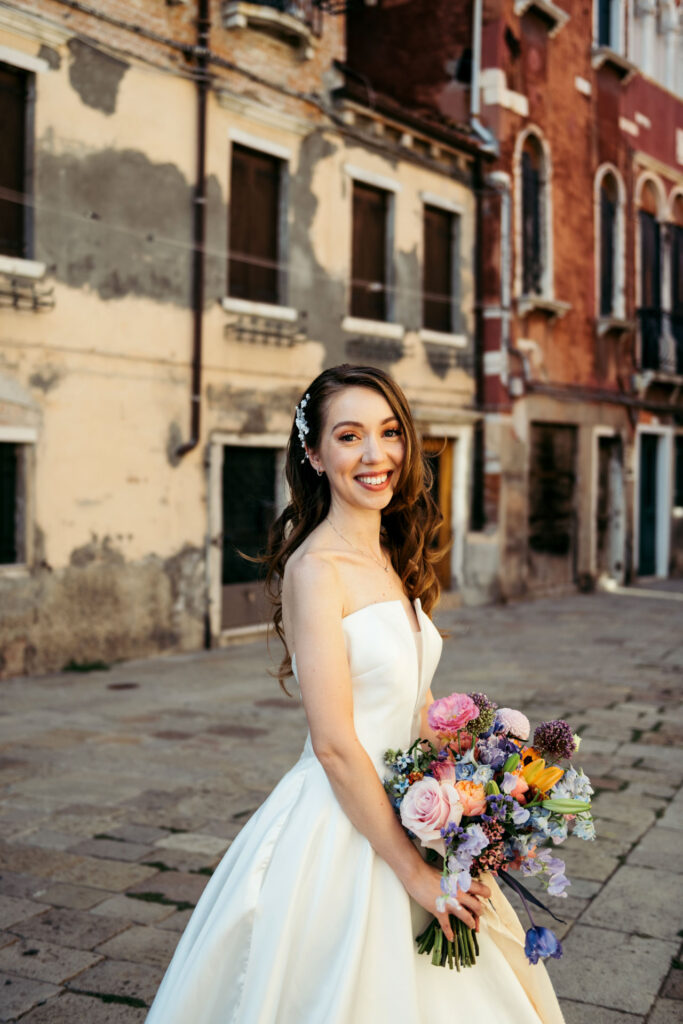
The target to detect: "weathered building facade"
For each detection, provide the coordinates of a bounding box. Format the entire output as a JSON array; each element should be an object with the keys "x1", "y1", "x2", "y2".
[
  {"x1": 349, "y1": 0, "x2": 683, "y2": 600},
  {"x1": 0, "y1": 0, "x2": 485, "y2": 677}
]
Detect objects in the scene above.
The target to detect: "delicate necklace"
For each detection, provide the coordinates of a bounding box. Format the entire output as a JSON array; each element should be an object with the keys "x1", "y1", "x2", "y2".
[{"x1": 325, "y1": 517, "x2": 390, "y2": 573}]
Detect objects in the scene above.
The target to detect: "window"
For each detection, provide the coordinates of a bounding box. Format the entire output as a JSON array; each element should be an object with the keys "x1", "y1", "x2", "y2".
[
  {"x1": 0, "y1": 62, "x2": 32, "y2": 260},
  {"x1": 638, "y1": 181, "x2": 662, "y2": 371},
  {"x1": 423, "y1": 205, "x2": 458, "y2": 333},
  {"x1": 596, "y1": 168, "x2": 626, "y2": 320},
  {"x1": 0, "y1": 442, "x2": 27, "y2": 565},
  {"x1": 228, "y1": 144, "x2": 283, "y2": 305},
  {"x1": 521, "y1": 136, "x2": 544, "y2": 296},
  {"x1": 351, "y1": 181, "x2": 389, "y2": 321},
  {"x1": 597, "y1": 0, "x2": 622, "y2": 50},
  {"x1": 671, "y1": 195, "x2": 683, "y2": 375}
]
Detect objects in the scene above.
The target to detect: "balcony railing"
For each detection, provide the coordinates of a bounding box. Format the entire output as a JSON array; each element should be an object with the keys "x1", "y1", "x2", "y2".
[
  {"x1": 638, "y1": 308, "x2": 683, "y2": 376},
  {"x1": 224, "y1": 0, "x2": 322, "y2": 37}
]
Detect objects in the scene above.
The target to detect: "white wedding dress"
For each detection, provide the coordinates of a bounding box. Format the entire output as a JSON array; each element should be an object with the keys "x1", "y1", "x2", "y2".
[{"x1": 146, "y1": 599, "x2": 565, "y2": 1023}]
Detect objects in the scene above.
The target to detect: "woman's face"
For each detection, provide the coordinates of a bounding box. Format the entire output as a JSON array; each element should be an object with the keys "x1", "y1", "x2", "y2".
[{"x1": 310, "y1": 386, "x2": 406, "y2": 514}]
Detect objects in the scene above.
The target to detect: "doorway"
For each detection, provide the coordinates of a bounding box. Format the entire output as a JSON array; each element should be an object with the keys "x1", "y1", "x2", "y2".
[
  {"x1": 596, "y1": 434, "x2": 625, "y2": 583},
  {"x1": 423, "y1": 437, "x2": 454, "y2": 590},
  {"x1": 221, "y1": 445, "x2": 278, "y2": 630},
  {"x1": 528, "y1": 423, "x2": 578, "y2": 588},
  {"x1": 637, "y1": 429, "x2": 671, "y2": 578}
]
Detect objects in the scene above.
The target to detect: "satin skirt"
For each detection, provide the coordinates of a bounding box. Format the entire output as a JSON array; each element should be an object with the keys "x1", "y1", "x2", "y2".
[{"x1": 145, "y1": 748, "x2": 565, "y2": 1023}]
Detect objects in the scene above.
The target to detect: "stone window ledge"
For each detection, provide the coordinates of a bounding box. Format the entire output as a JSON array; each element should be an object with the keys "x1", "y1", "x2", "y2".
[
  {"x1": 0, "y1": 255, "x2": 46, "y2": 280},
  {"x1": 223, "y1": 2, "x2": 316, "y2": 58},
  {"x1": 222, "y1": 296, "x2": 298, "y2": 321},
  {"x1": 513, "y1": 0, "x2": 569, "y2": 37},
  {"x1": 0, "y1": 564, "x2": 30, "y2": 579},
  {"x1": 342, "y1": 316, "x2": 405, "y2": 340},
  {"x1": 591, "y1": 47, "x2": 637, "y2": 81},
  {"x1": 517, "y1": 295, "x2": 571, "y2": 319},
  {"x1": 419, "y1": 328, "x2": 467, "y2": 348},
  {"x1": 596, "y1": 315, "x2": 634, "y2": 337}
]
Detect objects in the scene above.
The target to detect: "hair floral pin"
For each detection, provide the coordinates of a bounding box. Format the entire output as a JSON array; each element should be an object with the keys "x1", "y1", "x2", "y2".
[{"x1": 295, "y1": 393, "x2": 310, "y2": 462}]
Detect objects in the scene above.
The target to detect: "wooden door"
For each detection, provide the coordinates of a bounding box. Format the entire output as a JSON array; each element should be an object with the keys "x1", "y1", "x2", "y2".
[
  {"x1": 423, "y1": 438, "x2": 454, "y2": 590},
  {"x1": 528, "y1": 424, "x2": 578, "y2": 588},
  {"x1": 221, "y1": 446, "x2": 277, "y2": 630},
  {"x1": 638, "y1": 434, "x2": 658, "y2": 576}
]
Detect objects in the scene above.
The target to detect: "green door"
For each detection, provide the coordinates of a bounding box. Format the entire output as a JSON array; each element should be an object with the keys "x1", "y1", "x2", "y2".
[{"x1": 638, "y1": 434, "x2": 658, "y2": 576}]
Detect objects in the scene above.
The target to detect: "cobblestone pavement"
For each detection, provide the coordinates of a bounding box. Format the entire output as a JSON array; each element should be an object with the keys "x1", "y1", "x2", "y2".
[{"x1": 0, "y1": 585, "x2": 681, "y2": 1023}]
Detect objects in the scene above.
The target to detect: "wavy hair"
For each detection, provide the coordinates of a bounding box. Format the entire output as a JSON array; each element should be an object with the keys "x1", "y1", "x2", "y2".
[{"x1": 263, "y1": 364, "x2": 444, "y2": 689}]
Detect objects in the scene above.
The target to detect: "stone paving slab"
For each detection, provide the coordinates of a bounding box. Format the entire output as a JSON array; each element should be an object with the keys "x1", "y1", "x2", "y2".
[
  {"x1": 559, "y1": 1002, "x2": 643, "y2": 1024},
  {"x1": 0, "y1": 588, "x2": 681, "y2": 1021},
  {"x1": 548, "y1": 926, "x2": 678, "y2": 1015},
  {"x1": 0, "y1": 972, "x2": 60, "y2": 1023},
  {"x1": 17, "y1": 991, "x2": 147, "y2": 1023},
  {"x1": 0, "y1": 895, "x2": 45, "y2": 930},
  {"x1": 626, "y1": 827, "x2": 682, "y2": 872},
  {"x1": 648, "y1": 999, "x2": 683, "y2": 1024},
  {"x1": 0, "y1": 937, "x2": 101, "y2": 985},
  {"x1": 10, "y1": 907, "x2": 131, "y2": 951},
  {"x1": 581, "y1": 865, "x2": 683, "y2": 941},
  {"x1": 94, "y1": 924, "x2": 179, "y2": 969},
  {"x1": 66, "y1": 957, "x2": 163, "y2": 1005}
]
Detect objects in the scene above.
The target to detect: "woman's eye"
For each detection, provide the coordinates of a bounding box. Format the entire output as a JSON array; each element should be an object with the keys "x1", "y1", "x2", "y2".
[
  {"x1": 338, "y1": 433, "x2": 358, "y2": 442},
  {"x1": 384, "y1": 427, "x2": 402, "y2": 438}
]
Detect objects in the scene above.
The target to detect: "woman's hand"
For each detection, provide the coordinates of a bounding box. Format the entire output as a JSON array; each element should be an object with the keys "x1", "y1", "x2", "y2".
[{"x1": 406, "y1": 866, "x2": 491, "y2": 940}]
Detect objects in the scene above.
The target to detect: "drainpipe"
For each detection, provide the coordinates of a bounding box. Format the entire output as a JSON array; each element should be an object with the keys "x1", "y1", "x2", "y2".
[
  {"x1": 470, "y1": 0, "x2": 498, "y2": 155},
  {"x1": 176, "y1": 0, "x2": 210, "y2": 460}
]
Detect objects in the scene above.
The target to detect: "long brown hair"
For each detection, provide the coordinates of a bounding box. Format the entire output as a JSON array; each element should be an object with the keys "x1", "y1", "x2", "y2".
[{"x1": 263, "y1": 364, "x2": 444, "y2": 689}]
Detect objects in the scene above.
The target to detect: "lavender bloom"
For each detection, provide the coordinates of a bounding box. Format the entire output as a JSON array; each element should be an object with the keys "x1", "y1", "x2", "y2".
[
  {"x1": 533, "y1": 720, "x2": 576, "y2": 761},
  {"x1": 525, "y1": 926, "x2": 563, "y2": 965},
  {"x1": 477, "y1": 735, "x2": 518, "y2": 769},
  {"x1": 511, "y1": 800, "x2": 531, "y2": 825}
]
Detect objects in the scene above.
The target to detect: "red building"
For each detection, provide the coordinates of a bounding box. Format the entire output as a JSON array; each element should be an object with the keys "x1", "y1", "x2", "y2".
[{"x1": 348, "y1": 0, "x2": 683, "y2": 599}]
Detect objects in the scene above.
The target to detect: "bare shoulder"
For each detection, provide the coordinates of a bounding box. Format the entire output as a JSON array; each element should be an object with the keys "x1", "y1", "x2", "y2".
[{"x1": 284, "y1": 548, "x2": 343, "y2": 610}]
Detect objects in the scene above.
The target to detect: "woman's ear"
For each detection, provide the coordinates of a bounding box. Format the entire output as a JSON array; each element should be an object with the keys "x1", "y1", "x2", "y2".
[{"x1": 306, "y1": 447, "x2": 322, "y2": 474}]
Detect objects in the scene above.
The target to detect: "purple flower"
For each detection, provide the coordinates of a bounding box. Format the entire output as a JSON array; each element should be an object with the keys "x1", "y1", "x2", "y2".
[
  {"x1": 533, "y1": 720, "x2": 576, "y2": 761},
  {"x1": 524, "y1": 926, "x2": 563, "y2": 965}
]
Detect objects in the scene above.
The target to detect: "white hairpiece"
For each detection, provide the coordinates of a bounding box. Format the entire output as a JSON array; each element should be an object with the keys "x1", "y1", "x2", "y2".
[{"x1": 295, "y1": 393, "x2": 311, "y2": 462}]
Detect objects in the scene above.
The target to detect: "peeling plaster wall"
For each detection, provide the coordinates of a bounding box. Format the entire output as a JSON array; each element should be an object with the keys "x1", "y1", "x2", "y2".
[{"x1": 0, "y1": 9, "x2": 479, "y2": 678}]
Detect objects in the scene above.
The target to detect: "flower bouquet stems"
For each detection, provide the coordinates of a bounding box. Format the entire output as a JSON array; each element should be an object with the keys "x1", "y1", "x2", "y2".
[{"x1": 416, "y1": 914, "x2": 480, "y2": 970}]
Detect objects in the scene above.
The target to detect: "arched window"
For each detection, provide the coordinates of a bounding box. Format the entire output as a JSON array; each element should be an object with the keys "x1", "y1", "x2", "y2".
[
  {"x1": 521, "y1": 134, "x2": 545, "y2": 297},
  {"x1": 671, "y1": 193, "x2": 683, "y2": 374},
  {"x1": 595, "y1": 166, "x2": 625, "y2": 321},
  {"x1": 638, "y1": 179, "x2": 663, "y2": 370}
]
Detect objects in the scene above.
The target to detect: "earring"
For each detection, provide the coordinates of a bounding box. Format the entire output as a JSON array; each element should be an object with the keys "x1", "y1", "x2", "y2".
[{"x1": 316, "y1": 467, "x2": 323, "y2": 477}]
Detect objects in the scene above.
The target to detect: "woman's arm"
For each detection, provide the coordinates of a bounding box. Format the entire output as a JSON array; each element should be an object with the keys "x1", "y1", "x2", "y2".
[{"x1": 286, "y1": 555, "x2": 488, "y2": 938}]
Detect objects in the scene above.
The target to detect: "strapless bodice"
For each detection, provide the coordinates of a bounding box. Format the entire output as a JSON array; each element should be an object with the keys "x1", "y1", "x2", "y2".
[{"x1": 293, "y1": 598, "x2": 443, "y2": 774}]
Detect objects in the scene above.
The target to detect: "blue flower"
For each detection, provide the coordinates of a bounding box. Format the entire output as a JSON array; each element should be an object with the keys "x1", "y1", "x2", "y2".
[
  {"x1": 524, "y1": 926, "x2": 563, "y2": 965},
  {"x1": 572, "y1": 816, "x2": 596, "y2": 841}
]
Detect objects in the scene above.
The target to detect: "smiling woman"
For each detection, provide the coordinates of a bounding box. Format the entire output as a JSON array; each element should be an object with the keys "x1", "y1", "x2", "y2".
[{"x1": 145, "y1": 365, "x2": 566, "y2": 1024}]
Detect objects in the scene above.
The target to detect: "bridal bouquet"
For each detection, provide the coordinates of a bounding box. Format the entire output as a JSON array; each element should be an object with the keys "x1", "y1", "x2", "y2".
[{"x1": 384, "y1": 692, "x2": 595, "y2": 970}]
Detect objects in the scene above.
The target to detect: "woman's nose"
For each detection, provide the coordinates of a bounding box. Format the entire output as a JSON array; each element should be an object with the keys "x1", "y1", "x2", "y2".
[{"x1": 361, "y1": 434, "x2": 384, "y2": 462}]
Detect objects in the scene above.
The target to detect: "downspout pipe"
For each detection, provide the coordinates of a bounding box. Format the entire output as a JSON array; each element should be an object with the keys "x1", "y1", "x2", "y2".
[
  {"x1": 470, "y1": 0, "x2": 498, "y2": 155},
  {"x1": 176, "y1": 0, "x2": 210, "y2": 460}
]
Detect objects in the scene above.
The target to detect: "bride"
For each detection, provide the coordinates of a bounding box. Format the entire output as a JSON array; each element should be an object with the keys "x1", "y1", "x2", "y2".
[{"x1": 146, "y1": 365, "x2": 565, "y2": 1023}]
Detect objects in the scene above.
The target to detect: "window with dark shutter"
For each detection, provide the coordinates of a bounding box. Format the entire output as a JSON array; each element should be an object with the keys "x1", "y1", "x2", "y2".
[
  {"x1": 423, "y1": 205, "x2": 454, "y2": 333},
  {"x1": 351, "y1": 182, "x2": 388, "y2": 321},
  {"x1": 0, "y1": 63, "x2": 28, "y2": 259},
  {"x1": 521, "y1": 142, "x2": 543, "y2": 296},
  {"x1": 600, "y1": 175, "x2": 617, "y2": 317},
  {"x1": 0, "y1": 443, "x2": 19, "y2": 564},
  {"x1": 598, "y1": 0, "x2": 614, "y2": 47},
  {"x1": 228, "y1": 144, "x2": 282, "y2": 305},
  {"x1": 639, "y1": 208, "x2": 661, "y2": 370}
]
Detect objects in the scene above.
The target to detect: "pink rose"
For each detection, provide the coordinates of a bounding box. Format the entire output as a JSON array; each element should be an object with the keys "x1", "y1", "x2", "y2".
[
  {"x1": 454, "y1": 780, "x2": 487, "y2": 817},
  {"x1": 428, "y1": 693, "x2": 479, "y2": 738},
  {"x1": 400, "y1": 777, "x2": 463, "y2": 845}
]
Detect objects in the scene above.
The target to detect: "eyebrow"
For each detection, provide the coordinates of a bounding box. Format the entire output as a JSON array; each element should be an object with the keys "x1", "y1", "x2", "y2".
[{"x1": 331, "y1": 417, "x2": 398, "y2": 431}]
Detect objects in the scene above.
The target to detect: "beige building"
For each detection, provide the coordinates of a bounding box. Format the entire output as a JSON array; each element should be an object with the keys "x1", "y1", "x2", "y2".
[{"x1": 0, "y1": 1, "x2": 486, "y2": 678}]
